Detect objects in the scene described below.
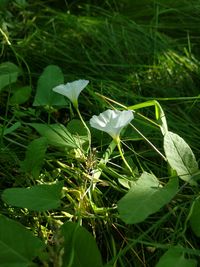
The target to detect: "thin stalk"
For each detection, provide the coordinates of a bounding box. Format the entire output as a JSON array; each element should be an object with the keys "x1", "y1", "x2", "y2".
[
  {"x1": 117, "y1": 141, "x2": 135, "y2": 177},
  {"x1": 75, "y1": 107, "x2": 91, "y2": 154},
  {"x1": 130, "y1": 123, "x2": 167, "y2": 161}
]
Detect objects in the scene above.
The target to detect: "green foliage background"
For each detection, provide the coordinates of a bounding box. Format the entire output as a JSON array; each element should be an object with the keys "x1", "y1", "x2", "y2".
[{"x1": 0, "y1": 0, "x2": 200, "y2": 266}]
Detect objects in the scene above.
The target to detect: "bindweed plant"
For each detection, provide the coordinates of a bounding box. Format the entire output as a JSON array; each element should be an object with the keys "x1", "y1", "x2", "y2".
[{"x1": 0, "y1": 64, "x2": 200, "y2": 266}]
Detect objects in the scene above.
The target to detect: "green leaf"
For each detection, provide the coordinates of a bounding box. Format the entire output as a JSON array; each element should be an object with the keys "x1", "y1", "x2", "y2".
[
  {"x1": 67, "y1": 119, "x2": 87, "y2": 136},
  {"x1": 0, "y1": 121, "x2": 21, "y2": 136},
  {"x1": 190, "y1": 197, "x2": 200, "y2": 237},
  {"x1": 2, "y1": 181, "x2": 63, "y2": 211},
  {"x1": 0, "y1": 62, "x2": 20, "y2": 92},
  {"x1": 29, "y1": 123, "x2": 85, "y2": 149},
  {"x1": 0, "y1": 215, "x2": 45, "y2": 266},
  {"x1": 61, "y1": 222, "x2": 103, "y2": 267},
  {"x1": 164, "y1": 131, "x2": 199, "y2": 185},
  {"x1": 20, "y1": 137, "x2": 48, "y2": 179},
  {"x1": 33, "y1": 65, "x2": 67, "y2": 106},
  {"x1": 67, "y1": 119, "x2": 88, "y2": 147},
  {"x1": 128, "y1": 100, "x2": 168, "y2": 135},
  {"x1": 155, "y1": 246, "x2": 197, "y2": 267},
  {"x1": 10, "y1": 86, "x2": 32, "y2": 105},
  {"x1": 118, "y1": 172, "x2": 178, "y2": 224}
]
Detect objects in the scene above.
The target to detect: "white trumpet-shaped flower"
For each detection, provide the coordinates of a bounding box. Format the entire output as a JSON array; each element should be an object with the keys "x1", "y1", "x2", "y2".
[
  {"x1": 52, "y1": 79, "x2": 89, "y2": 108},
  {"x1": 90, "y1": 109, "x2": 134, "y2": 142}
]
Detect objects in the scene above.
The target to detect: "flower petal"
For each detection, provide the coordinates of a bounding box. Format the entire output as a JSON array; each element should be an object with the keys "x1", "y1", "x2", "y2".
[
  {"x1": 90, "y1": 109, "x2": 134, "y2": 140},
  {"x1": 52, "y1": 79, "x2": 89, "y2": 104},
  {"x1": 53, "y1": 84, "x2": 69, "y2": 97}
]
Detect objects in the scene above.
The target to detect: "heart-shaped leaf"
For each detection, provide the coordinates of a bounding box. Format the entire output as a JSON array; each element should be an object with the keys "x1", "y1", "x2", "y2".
[
  {"x1": 118, "y1": 172, "x2": 178, "y2": 224},
  {"x1": 33, "y1": 65, "x2": 67, "y2": 106}
]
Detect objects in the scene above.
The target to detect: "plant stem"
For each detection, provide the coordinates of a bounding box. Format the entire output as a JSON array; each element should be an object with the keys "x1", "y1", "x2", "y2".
[
  {"x1": 76, "y1": 107, "x2": 91, "y2": 154},
  {"x1": 117, "y1": 141, "x2": 135, "y2": 177}
]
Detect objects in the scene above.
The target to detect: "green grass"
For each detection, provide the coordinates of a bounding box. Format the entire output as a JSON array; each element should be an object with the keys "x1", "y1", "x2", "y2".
[{"x1": 0, "y1": 0, "x2": 200, "y2": 266}]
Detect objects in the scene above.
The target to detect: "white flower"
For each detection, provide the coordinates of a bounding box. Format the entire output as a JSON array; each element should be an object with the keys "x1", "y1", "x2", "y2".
[
  {"x1": 52, "y1": 79, "x2": 89, "y2": 108},
  {"x1": 90, "y1": 109, "x2": 134, "y2": 142}
]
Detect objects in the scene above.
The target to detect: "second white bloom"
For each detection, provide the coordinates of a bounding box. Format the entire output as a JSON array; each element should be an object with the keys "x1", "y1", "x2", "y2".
[{"x1": 90, "y1": 109, "x2": 134, "y2": 142}]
